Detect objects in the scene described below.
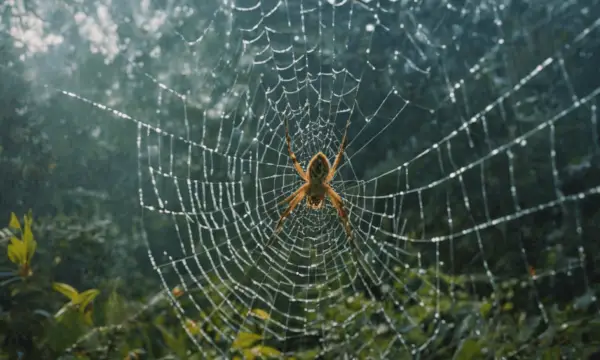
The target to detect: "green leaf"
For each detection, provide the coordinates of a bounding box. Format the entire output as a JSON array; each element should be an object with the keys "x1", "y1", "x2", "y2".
[
  {"x1": 82, "y1": 309, "x2": 93, "y2": 325},
  {"x1": 241, "y1": 349, "x2": 257, "y2": 360},
  {"x1": 248, "y1": 308, "x2": 270, "y2": 320},
  {"x1": 542, "y1": 347, "x2": 561, "y2": 360},
  {"x1": 6, "y1": 213, "x2": 36, "y2": 273},
  {"x1": 76, "y1": 289, "x2": 100, "y2": 311},
  {"x1": 185, "y1": 318, "x2": 200, "y2": 335},
  {"x1": 47, "y1": 308, "x2": 87, "y2": 352},
  {"x1": 252, "y1": 345, "x2": 282, "y2": 357},
  {"x1": 24, "y1": 209, "x2": 33, "y2": 230},
  {"x1": 8, "y1": 212, "x2": 20, "y2": 230},
  {"x1": 22, "y1": 227, "x2": 36, "y2": 263},
  {"x1": 156, "y1": 324, "x2": 187, "y2": 358},
  {"x1": 453, "y1": 338, "x2": 482, "y2": 360},
  {"x1": 345, "y1": 295, "x2": 364, "y2": 311},
  {"x1": 104, "y1": 288, "x2": 127, "y2": 325},
  {"x1": 7, "y1": 239, "x2": 24, "y2": 264},
  {"x1": 479, "y1": 301, "x2": 492, "y2": 318},
  {"x1": 517, "y1": 315, "x2": 542, "y2": 342},
  {"x1": 232, "y1": 332, "x2": 263, "y2": 350},
  {"x1": 53, "y1": 282, "x2": 79, "y2": 301},
  {"x1": 295, "y1": 350, "x2": 320, "y2": 360}
]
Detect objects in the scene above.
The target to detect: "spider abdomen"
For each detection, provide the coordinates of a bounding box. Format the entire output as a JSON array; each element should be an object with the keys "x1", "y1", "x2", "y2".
[
  {"x1": 305, "y1": 152, "x2": 330, "y2": 209},
  {"x1": 306, "y1": 184, "x2": 326, "y2": 209}
]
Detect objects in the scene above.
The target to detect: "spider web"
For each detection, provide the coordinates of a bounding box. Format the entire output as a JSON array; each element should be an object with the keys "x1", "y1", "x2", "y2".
[{"x1": 12, "y1": 0, "x2": 600, "y2": 357}]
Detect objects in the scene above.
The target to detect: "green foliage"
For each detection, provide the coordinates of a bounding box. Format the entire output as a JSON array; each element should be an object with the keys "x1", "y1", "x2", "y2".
[
  {"x1": 229, "y1": 310, "x2": 282, "y2": 360},
  {"x1": 0, "y1": 209, "x2": 287, "y2": 359},
  {"x1": 52, "y1": 282, "x2": 100, "y2": 325},
  {"x1": 0, "y1": 210, "x2": 598, "y2": 359},
  {"x1": 7, "y1": 211, "x2": 36, "y2": 278}
]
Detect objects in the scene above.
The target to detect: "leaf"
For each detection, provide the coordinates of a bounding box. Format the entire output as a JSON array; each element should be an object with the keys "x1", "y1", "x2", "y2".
[
  {"x1": 479, "y1": 301, "x2": 492, "y2": 318},
  {"x1": 83, "y1": 309, "x2": 93, "y2": 325},
  {"x1": 251, "y1": 345, "x2": 282, "y2": 358},
  {"x1": 18, "y1": 210, "x2": 36, "y2": 264},
  {"x1": 22, "y1": 228, "x2": 36, "y2": 263},
  {"x1": 7, "y1": 239, "x2": 24, "y2": 264},
  {"x1": 24, "y1": 209, "x2": 33, "y2": 231},
  {"x1": 542, "y1": 347, "x2": 561, "y2": 360},
  {"x1": 53, "y1": 282, "x2": 79, "y2": 301},
  {"x1": 241, "y1": 349, "x2": 257, "y2": 360},
  {"x1": 248, "y1": 308, "x2": 270, "y2": 320},
  {"x1": 453, "y1": 338, "x2": 482, "y2": 360},
  {"x1": 6, "y1": 212, "x2": 36, "y2": 274},
  {"x1": 54, "y1": 303, "x2": 72, "y2": 320},
  {"x1": 185, "y1": 318, "x2": 200, "y2": 335},
  {"x1": 232, "y1": 332, "x2": 263, "y2": 350},
  {"x1": 454, "y1": 314, "x2": 476, "y2": 341},
  {"x1": 295, "y1": 350, "x2": 320, "y2": 360},
  {"x1": 53, "y1": 284, "x2": 98, "y2": 325},
  {"x1": 76, "y1": 289, "x2": 100, "y2": 310},
  {"x1": 156, "y1": 324, "x2": 187, "y2": 358},
  {"x1": 8, "y1": 213, "x2": 20, "y2": 230},
  {"x1": 105, "y1": 288, "x2": 127, "y2": 325},
  {"x1": 517, "y1": 315, "x2": 542, "y2": 342}
]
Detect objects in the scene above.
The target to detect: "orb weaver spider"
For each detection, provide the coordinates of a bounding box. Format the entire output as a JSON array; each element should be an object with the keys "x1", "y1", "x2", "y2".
[
  {"x1": 216, "y1": 119, "x2": 365, "y2": 318},
  {"x1": 272, "y1": 117, "x2": 353, "y2": 239}
]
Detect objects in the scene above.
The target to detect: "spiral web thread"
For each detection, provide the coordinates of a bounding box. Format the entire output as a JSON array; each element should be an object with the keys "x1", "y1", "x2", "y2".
[{"x1": 48, "y1": 0, "x2": 600, "y2": 357}]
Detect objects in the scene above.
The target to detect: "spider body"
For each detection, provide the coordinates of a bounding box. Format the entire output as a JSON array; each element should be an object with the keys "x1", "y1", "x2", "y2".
[
  {"x1": 306, "y1": 152, "x2": 329, "y2": 209},
  {"x1": 272, "y1": 119, "x2": 353, "y2": 238}
]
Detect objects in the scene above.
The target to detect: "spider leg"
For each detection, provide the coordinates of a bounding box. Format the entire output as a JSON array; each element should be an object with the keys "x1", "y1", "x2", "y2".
[
  {"x1": 279, "y1": 183, "x2": 308, "y2": 206},
  {"x1": 326, "y1": 185, "x2": 379, "y2": 285},
  {"x1": 284, "y1": 118, "x2": 307, "y2": 180},
  {"x1": 274, "y1": 189, "x2": 306, "y2": 234},
  {"x1": 325, "y1": 184, "x2": 352, "y2": 238},
  {"x1": 325, "y1": 119, "x2": 350, "y2": 183}
]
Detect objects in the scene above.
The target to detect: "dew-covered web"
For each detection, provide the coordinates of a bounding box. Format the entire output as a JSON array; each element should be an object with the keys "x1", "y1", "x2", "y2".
[{"x1": 43, "y1": 0, "x2": 600, "y2": 357}]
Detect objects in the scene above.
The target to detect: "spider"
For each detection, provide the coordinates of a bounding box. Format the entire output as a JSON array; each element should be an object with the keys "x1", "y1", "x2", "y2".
[
  {"x1": 272, "y1": 117, "x2": 353, "y2": 239},
  {"x1": 214, "y1": 119, "x2": 359, "y2": 314}
]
